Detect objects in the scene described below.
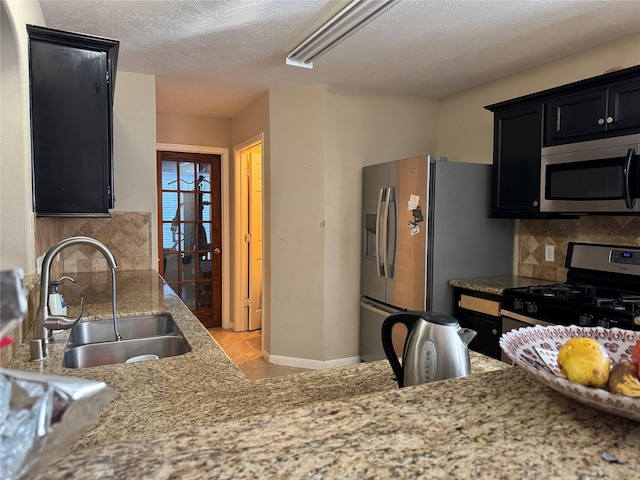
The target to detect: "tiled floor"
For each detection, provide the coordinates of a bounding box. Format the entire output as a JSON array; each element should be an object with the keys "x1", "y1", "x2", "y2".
[{"x1": 207, "y1": 328, "x2": 311, "y2": 381}]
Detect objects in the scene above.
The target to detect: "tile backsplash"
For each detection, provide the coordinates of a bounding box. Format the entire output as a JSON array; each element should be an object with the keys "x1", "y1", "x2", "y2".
[
  {"x1": 517, "y1": 216, "x2": 640, "y2": 281},
  {"x1": 32, "y1": 212, "x2": 639, "y2": 288},
  {"x1": 5, "y1": 213, "x2": 150, "y2": 367},
  {"x1": 35, "y1": 211, "x2": 151, "y2": 274}
]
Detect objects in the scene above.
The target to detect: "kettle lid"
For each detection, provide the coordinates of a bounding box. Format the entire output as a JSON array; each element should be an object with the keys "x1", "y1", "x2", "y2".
[{"x1": 421, "y1": 311, "x2": 459, "y2": 327}]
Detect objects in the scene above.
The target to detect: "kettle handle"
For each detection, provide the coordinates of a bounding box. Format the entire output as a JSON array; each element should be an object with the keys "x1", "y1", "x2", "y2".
[{"x1": 381, "y1": 310, "x2": 424, "y2": 388}]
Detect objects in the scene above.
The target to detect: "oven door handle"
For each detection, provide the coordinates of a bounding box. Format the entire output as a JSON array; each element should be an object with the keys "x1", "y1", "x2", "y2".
[{"x1": 623, "y1": 148, "x2": 637, "y2": 210}]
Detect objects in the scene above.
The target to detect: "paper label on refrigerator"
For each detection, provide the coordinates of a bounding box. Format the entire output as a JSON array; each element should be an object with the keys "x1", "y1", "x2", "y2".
[
  {"x1": 409, "y1": 223, "x2": 420, "y2": 235},
  {"x1": 408, "y1": 194, "x2": 420, "y2": 211}
]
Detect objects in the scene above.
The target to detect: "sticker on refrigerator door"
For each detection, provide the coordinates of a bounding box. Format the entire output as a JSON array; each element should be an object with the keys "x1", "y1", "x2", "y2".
[
  {"x1": 408, "y1": 221, "x2": 420, "y2": 235},
  {"x1": 408, "y1": 194, "x2": 420, "y2": 210}
]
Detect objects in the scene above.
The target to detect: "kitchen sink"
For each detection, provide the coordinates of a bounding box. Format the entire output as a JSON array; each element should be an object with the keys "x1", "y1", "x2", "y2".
[
  {"x1": 62, "y1": 335, "x2": 191, "y2": 368},
  {"x1": 67, "y1": 314, "x2": 178, "y2": 345}
]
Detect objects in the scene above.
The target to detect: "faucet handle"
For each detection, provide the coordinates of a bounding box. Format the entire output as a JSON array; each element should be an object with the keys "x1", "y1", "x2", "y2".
[{"x1": 44, "y1": 298, "x2": 85, "y2": 330}]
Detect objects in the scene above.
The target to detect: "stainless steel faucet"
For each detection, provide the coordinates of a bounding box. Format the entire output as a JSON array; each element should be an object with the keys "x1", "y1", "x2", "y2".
[{"x1": 30, "y1": 236, "x2": 119, "y2": 361}]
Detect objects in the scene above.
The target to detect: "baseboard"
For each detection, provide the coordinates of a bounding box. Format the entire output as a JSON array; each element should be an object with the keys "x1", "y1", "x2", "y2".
[{"x1": 266, "y1": 353, "x2": 362, "y2": 370}]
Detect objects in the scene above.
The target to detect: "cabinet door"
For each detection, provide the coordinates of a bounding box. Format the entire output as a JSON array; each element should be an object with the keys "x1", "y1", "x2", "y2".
[
  {"x1": 455, "y1": 310, "x2": 502, "y2": 360},
  {"x1": 545, "y1": 88, "x2": 607, "y2": 144},
  {"x1": 608, "y1": 78, "x2": 640, "y2": 133},
  {"x1": 28, "y1": 26, "x2": 117, "y2": 217},
  {"x1": 492, "y1": 104, "x2": 543, "y2": 216},
  {"x1": 454, "y1": 289, "x2": 504, "y2": 361}
]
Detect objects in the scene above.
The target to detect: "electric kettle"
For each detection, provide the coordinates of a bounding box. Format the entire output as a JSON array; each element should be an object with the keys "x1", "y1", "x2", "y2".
[{"x1": 381, "y1": 310, "x2": 477, "y2": 388}]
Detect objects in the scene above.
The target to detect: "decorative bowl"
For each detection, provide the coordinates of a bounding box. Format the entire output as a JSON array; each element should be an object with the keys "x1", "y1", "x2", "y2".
[{"x1": 499, "y1": 325, "x2": 640, "y2": 421}]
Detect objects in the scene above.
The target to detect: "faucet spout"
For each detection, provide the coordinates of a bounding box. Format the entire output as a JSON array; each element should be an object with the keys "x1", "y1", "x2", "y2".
[{"x1": 30, "y1": 236, "x2": 118, "y2": 361}]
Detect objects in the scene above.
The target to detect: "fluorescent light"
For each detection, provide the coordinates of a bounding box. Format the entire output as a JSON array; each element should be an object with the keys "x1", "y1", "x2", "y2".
[{"x1": 286, "y1": 0, "x2": 400, "y2": 69}]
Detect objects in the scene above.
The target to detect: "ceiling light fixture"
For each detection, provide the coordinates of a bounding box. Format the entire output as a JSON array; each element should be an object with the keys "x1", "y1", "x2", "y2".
[{"x1": 286, "y1": 0, "x2": 400, "y2": 69}]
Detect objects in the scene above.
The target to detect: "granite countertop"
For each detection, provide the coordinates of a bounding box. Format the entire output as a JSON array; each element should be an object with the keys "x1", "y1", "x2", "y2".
[
  {"x1": 7, "y1": 272, "x2": 502, "y2": 445},
  {"x1": 8, "y1": 270, "x2": 640, "y2": 478},
  {"x1": 32, "y1": 367, "x2": 640, "y2": 480},
  {"x1": 449, "y1": 276, "x2": 559, "y2": 295}
]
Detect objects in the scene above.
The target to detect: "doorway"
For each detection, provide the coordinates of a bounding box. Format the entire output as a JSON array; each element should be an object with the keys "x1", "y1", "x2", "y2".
[
  {"x1": 234, "y1": 136, "x2": 264, "y2": 331},
  {"x1": 157, "y1": 148, "x2": 227, "y2": 328}
]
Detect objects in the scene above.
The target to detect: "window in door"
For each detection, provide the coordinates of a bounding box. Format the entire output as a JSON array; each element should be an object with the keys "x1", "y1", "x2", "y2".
[{"x1": 157, "y1": 151, "x2": 222, "y2": 328}]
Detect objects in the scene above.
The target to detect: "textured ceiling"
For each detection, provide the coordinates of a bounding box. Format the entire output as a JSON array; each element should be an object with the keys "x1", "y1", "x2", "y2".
[{"x1": 39, "y1": 0, "x2": 640, "y2": 119}]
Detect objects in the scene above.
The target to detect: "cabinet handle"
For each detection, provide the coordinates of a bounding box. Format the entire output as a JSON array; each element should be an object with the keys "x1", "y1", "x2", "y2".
[
  {"x1": 606, "y1": 116, "x2": 614, "y2": 124},
  {"x1": 597, "y1": 118, "x2": 605, "y2": 125},
  {"x1": 532, "y1": 200, "x2": 539, "y2": 207}
]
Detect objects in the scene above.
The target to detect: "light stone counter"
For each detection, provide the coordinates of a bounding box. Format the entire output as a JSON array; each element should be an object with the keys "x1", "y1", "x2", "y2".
[
  {"x1": 9, "y1": 270, "x2": 639, "y2": 478},
  {"x1": 8, "y1": 270, "x2": 503, "y2": 449},
  {"x1": 449, "y1": 276, "x2": 559, "y2": 296},
  {"x1": 31, "y1": 367, "x2": 640, "y2": 480}
]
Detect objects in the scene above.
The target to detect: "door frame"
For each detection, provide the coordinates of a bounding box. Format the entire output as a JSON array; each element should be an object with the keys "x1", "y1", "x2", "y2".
[
  {"x1": 156, "y1": 143, "x2": 231, "y2": 329},
  {"x1": 233, "y1": 134, "x2": 264, "y2": 332}
]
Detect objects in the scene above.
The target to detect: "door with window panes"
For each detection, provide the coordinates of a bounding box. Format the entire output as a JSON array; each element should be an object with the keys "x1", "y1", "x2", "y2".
[{"x1": 157, "y1": 151, "x2": 222, "y2": 327}]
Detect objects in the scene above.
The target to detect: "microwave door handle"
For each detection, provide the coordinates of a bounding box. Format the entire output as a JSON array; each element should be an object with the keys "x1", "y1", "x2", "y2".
[
  {"x1": 376, "y1": 188, "x2": 385, "y2": 276},
  {"x1": 623, "y1": 148, "x2": 636, "y2": 210}
]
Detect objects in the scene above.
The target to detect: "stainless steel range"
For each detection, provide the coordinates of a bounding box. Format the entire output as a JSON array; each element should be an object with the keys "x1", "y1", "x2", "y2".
[{"x1": 501, "y1": 242, "x2": 640, "y2": 361}]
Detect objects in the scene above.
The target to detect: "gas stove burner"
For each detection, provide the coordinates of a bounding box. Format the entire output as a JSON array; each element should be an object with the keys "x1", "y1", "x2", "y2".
[
  {"x1": 568, "y1": 284, "x2": 597, "y2": 298},
  {"x1": 620, "y1": 295, "x2": 640, "y2": 304},
  {"x1": 589, "y1": 295, "x2": 640, "y2": 314},
  {"x1": 527, "y1": 283, "x2": 596, "y2": 300},
  {"x1": 528, "y1": 286, "x2": 548, "y2": 295},
  {"x1": 618, "y1": 295, "x2": 640, "y2": 315},
  {"x1": 594, "y1": 298, "x2": 615, "y2": 308}
]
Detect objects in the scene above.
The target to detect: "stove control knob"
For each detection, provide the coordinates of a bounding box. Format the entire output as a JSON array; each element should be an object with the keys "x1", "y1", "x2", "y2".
[
  {"x1": 578, "y1": 314, "x2": 592, "y2": 326},
  {"x1": 513, "y1": 299, "x2": 524, "y2": 310},
  {"x1": 525, "y1": 302, "x2": 537, "y2": 314},
  {"x1": 597, "y1": 318, "x2": 609, "y2": 328}
]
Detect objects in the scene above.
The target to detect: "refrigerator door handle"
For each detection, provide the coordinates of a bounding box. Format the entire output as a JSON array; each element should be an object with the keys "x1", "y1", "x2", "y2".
[
  {"x1": 386, "y1": 187, "x2": 397, "y2": 278},
  {"x1": 376, "y1": 188, "x2": 385, "y2": 276},
  {"x1": 382, "y1": 187, "x2": 393, "y2": 278},
  {"x1": 380, "y1": 188, "x2": 389, "y2": 278}
]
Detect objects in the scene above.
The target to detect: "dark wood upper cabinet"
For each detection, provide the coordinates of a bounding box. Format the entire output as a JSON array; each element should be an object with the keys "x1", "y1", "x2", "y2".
[
  {"x1": 491, "y1": 103, "x2": 543, "y2": 217},
  {"x1": 28, "y1": 25, "x2": 119, "y2": 217},
  {"x1": 545, "y1": 78, "x2": 640, "y2": 145},
  {"x1": 545, "y1": 88, "x2": 607, "y2": 142},
  {"x1": 486, "y1": 65, "x2": 640, "y2": 218},
  {"x1": 608, "y1": 78, "x2": 640, "y2": 133}
]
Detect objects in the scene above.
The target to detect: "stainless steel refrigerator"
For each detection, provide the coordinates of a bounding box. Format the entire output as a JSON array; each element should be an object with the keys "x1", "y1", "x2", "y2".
[{"x1": 360, "y1": 156, "x2": 514, "y2": 361}]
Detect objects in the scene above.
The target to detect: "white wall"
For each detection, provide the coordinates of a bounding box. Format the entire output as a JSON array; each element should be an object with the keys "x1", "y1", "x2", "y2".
[
  {"x1": 157, "y1": 112, "x2": 231, "y2": 148},
  {"x1": 269, "y1": 85, "x2": 327, "y2": 361},
  {"x1": 323, "y1": 86, "x2": 437, "y2": 361},
  {"x1": 0, "y1": 0, "x2": 44, "y2": 273},
  {"x1": 268, "y1": 84, "x2": 437, "y2": 363},
  {"x1": 112, "y1": 71, "x2": 158, "y2": 265},
  {"x1": 231, "y1": 93, "x2": 271, "y2": 349},
  {"x1": 436, "y1": 33, "x2": 640, "y2": 163}
]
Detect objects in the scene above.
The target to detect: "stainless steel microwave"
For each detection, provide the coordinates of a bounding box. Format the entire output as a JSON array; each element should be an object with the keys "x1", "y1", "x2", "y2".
[{"x1": 540, "y1": 134, "x2": 640, "y2": 213}]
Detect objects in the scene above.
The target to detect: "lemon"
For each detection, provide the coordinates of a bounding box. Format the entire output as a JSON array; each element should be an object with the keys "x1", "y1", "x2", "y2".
[{"x1": 557, "y1": 337, "x2": 611, "y2": 388}]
